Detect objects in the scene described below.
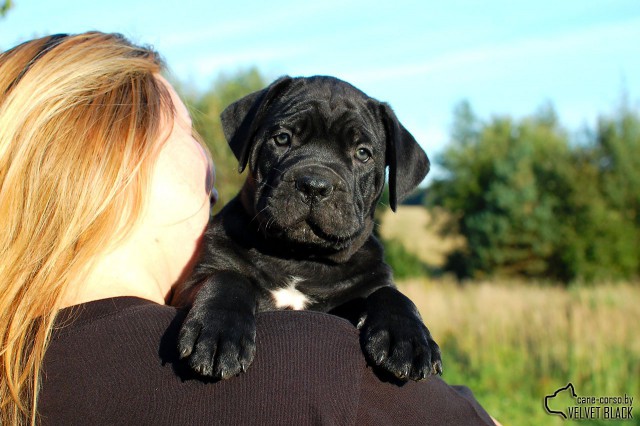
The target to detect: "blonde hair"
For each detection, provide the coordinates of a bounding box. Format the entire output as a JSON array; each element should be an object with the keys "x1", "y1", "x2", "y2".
[{"x1": 0, "y1": 32, "x2": 175, "y2": 425}]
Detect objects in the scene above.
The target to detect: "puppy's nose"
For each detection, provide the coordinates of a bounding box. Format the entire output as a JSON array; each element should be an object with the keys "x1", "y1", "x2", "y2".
[{"x1": 295, "y1": 175, "x2": 334, "y2": 202}]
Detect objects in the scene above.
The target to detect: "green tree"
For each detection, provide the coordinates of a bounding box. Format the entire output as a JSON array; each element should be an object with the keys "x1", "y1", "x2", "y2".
[
  {"x1": 432, "y1": 103, "x2": 566, "y2": 278},
  {"x1": 430, "y1": 102, "x2": 576, "y2": 281},
  {"x1": 178, "y1": 68, "x2": 267, "y2": 212},
  {"x1": 564, "y1": 99, "x2": 640, "y2": 281},
  {"x1": 430, "y1": 98, "x2": 640, "y2": 283},
  {"x1": 597, "y1": 98, "x2": 640, "y2": 226}
]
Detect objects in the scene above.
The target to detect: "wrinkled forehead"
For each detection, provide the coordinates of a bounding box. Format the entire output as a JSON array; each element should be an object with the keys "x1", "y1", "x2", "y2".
[{"x1": 267, "y1": 80, "x2": 380, "y2": 136}]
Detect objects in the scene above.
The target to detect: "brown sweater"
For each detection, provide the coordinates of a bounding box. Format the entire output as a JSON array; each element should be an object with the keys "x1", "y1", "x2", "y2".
[{"x1": 39, "y1": 297, "x2": 494, "y2": 425}]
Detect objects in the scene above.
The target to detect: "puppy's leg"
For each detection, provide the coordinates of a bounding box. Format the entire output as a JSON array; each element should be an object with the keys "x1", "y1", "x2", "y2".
[
  {"x1": 178, "y1": 271, "x2": 258, "y2": 379},
  {"x1": 359, "y1": 286, "x2": 442, "y2": 381}
]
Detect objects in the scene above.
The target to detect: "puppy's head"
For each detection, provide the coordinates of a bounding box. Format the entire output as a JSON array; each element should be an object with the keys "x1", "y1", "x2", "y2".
[{"x1": 221, "y1": 76, "x2": 429, "y2": 259}]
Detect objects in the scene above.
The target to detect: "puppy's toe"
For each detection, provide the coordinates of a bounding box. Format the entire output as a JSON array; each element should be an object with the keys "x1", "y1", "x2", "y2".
[
  {"x1": 213, "y1": 341, "x2": 240, "y2": 379},
  {"x1": 428, "y1": 339, "x2": 443, "y2": 376},
  {"x1": 238, "y1": 336, "x2": 257, "y2": 373},
  {"x1": 411, "y1": 334, "x2": 443, "y2": 380},
  {"x1": 384, "y1": 339, "x2": 415, "y2": 379},
  {"x1": 213, "y1": 337, "x2": 255, "y2": 379},
  {"x1": 188, "y1": 332, "x2": 219, "y2": 377},
  {"x1": 177, "y1": 319, "x2": 201, "y2": 359},
  {"x1": 362, "y1": 327, "x2": 391, "y2": 365}
]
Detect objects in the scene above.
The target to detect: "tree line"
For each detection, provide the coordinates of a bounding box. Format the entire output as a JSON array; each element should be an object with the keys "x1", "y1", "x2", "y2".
[{"x1": 428, "y1": 98, "x2": 639, "y2": 283}]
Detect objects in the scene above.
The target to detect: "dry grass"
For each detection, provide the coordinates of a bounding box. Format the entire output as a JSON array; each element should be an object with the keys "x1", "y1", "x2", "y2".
[
  {"x1": 379, "y1": 205, "x2": 464, "y2": 267},
  {"x1": 398, "y1": 278, "x2": 640, "y2": 426},
  {"x1": 379, "y1": 206, "x2": 639, "y2": 424}
]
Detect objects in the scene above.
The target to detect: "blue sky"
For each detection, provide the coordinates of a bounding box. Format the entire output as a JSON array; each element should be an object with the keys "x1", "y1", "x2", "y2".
[{"x1": 1, "y1": 0, "x2": 639, "y2": 181}]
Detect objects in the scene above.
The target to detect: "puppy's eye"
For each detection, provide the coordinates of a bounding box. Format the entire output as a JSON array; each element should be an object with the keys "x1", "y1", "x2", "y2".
[
  {"x1": 355, "y1": 147, "x2": 372, "y2": 163},
  {"x1": 273, "y1": 133, "x2": 291, "y2": 146}
]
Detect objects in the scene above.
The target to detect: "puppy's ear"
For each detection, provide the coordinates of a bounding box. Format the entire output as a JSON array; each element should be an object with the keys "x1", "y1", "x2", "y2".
[
  {"x1": 379, "y1": 103, "x2": 430, "y2": 211},
  {"x1": 221, "y1": 76, "x2": 293, "y2": 173}
]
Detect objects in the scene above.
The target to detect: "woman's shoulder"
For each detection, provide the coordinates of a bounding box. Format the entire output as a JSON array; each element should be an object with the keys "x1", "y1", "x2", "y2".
[
  {"x1": 41, "y1": 297, "x2": 495, "y2": 425},
  {"x1": 40, "y1": 298, "x2": 367, "y2": 425},
  {"x1": 53, "y1": 296, "x2": 175, "y2": 331},
  {"x1": 46, "y1": 296, "x2": 366, "y2": 391}
]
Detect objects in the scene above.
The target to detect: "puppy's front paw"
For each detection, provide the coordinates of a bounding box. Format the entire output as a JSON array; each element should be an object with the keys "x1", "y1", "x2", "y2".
[
  {"x1": 178, "y1": 307, "x2": 256, "y2": 379},
  {"x1": 359, "y1": 286, "x2": 443, "y2": 381},
  {"x1": 359, "y1": 310, "x2": 442, "y2": 381}
]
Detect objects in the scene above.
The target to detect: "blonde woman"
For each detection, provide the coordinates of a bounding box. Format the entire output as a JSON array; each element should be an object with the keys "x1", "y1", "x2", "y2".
[{"x1": 0, "y1": 32, "x2": 498, "y2": 425}]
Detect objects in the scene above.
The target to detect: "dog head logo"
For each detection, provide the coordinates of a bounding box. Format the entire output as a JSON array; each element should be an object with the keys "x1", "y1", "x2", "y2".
[{"x1": 545, "y1": 383, "x2": 577, "y2": 419}]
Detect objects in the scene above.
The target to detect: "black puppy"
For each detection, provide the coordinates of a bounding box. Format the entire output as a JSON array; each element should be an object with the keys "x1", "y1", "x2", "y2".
[{"x1": 172, "y1": 76, "x2": 442, "y2": 382}]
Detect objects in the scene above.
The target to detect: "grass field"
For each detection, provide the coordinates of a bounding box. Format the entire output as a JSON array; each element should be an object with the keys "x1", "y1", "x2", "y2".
[{"x1": 382, "y1": 207, "x2": 640, "y2": 425}]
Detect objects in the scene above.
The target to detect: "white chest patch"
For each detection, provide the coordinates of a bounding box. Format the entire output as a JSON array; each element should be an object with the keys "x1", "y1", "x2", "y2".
[{"x1": 271, "y1": 276, "x2": 310, "y2": 310}]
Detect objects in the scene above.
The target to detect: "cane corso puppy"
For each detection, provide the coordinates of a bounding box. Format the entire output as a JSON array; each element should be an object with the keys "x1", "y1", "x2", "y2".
[{"x1": 172, "y1": 76, "x2": 442, "y2": 382}]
